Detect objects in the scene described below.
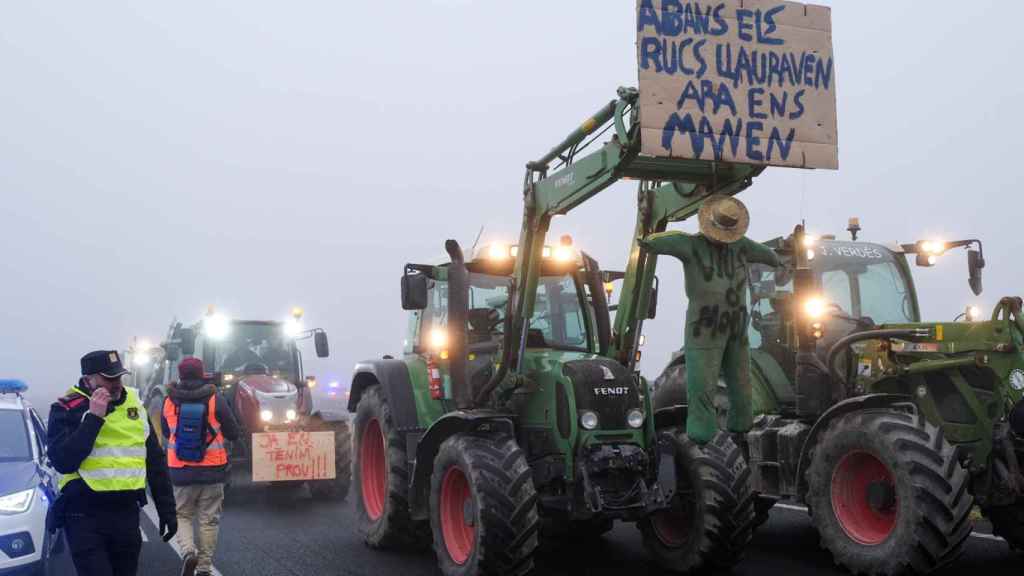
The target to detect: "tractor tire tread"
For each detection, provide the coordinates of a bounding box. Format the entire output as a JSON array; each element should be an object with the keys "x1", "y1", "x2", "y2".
[
  {"x1": 430, "y1": 434, "x2": 539, "y2": 576},
  {"x1": 639, "y1": 430, "x2": 755, "y2": 572},
  {"x1": 308, "y1": 420, "x2": 352, "y2": 501},
  {"x1": 353, "y1": 386, "x2": 429, "y2": 550},
  {"x1": 806, "y1": 410, "x2": 973, "y2": 575}
]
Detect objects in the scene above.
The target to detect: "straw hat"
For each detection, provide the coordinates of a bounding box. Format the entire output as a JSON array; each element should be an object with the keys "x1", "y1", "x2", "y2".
[{"x1": 698, "y1": 195, "x2": 750, "y2": 244}]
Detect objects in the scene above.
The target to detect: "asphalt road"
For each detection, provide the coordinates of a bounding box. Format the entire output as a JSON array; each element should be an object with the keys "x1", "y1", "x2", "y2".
[{"x1": 47, "y1": 468, "x2": 1016, "y2": 576}]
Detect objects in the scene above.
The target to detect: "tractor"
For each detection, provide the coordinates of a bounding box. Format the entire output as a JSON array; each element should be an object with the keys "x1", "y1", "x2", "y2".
[
  {"x1": 654, "y1": 223, "x2": 1024, "y2": 574},
  {"x1": 348, "y1": 87, "x2": 786, "y2": 575},
  {"x1": 134, "y1": 309, "x2": 351, "y2": 500}
]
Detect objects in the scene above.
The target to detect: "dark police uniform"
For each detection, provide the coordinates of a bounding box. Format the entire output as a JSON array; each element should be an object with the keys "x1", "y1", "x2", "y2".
[{"x1": 47, "y1": 351, "x2": 177, "y2": 576}]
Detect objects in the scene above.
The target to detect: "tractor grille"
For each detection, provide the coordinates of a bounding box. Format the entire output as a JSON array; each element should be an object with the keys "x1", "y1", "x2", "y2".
[{"x1": 563, "y1": 359, "x2": 640, "y2": 430}]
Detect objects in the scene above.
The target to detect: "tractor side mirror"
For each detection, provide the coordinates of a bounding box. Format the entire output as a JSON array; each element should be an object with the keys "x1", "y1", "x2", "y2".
[
  {"x1": 647, "y1": 276, "x2": 660, "y2": 320},
  {"x1": 968, "y1": 249, "x2": 985, "y2": 296},
  {"x1": 177, "y1": 328, "x2": 196, "y2": 356},
  {"x1": 401, "y1": 272, "x2": 429, "y2": 310},
  {"x1": 647, "y1": 285, "x2": 659, "y2": 319},
  {"x1": 314, "y1": 330, "x2": 330, "y2": 358}
]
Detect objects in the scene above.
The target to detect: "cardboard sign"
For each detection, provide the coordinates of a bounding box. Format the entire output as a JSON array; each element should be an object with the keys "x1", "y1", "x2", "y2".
[
  {"x1": 637, "y1": 0, "x2": 838, "y2": 169},
  {"x1": 251, "y1": 431, "x2": 336, "y2": 482}
]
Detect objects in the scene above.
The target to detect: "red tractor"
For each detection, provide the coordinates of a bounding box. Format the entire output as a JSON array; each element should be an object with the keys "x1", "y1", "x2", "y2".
[{"x1": 138, "y1": 309, "x2": 351, "y2": 500}]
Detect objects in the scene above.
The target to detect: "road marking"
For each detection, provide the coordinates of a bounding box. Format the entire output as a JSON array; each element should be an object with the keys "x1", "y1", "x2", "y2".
[
  {"x1": 142, "y1": 503, "x2": 223, "y2": 576},
  {"x1": 770, "y1": 502, "x2": 1006, "y2": 543}
]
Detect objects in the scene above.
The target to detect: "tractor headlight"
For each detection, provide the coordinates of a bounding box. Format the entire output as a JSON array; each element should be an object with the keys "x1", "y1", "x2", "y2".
[
  {"x1": 1010, "y1": 369, "x2": 1024, "y2": 392},
  {"x1": 580, "y1": 411, "x2": 599, "y2": 430},
  {"x1": 283, "y1": 318, "x2": 303, "y2": 338},
  {"x1": 804, "y1": 297, "x2": 827, "y2": 320},
  {"x1": 285, "y1": 409, "x2": 297, "y2": 422},
  {"x1": 203, "y1": 314, "x2": 231, "y2": 340},
  {"x1": 626, "y1": 409, "x2": 645, "y2": 429},
  {"x1": 260, "y1": 409, "x2": 274, "y2": 422},
  {"x1": 0, "y1": 489, "x2": 34, "y2": 515}
]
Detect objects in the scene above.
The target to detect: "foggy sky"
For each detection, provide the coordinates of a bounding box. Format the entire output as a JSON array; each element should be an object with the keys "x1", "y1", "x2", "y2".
[{"x1": 2, "y1": 1, "x2": 1022, "y2": 411}]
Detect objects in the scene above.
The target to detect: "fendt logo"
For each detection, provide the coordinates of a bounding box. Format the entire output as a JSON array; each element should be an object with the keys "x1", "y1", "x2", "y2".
[{"x1": 594, "y1": 387, "x2": 630, "y2": 396}]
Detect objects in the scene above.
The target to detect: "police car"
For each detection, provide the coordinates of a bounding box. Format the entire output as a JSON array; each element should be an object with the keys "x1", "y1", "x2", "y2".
[{"x1": 0, "y1": 380, "x2": 61, "y2": 576}]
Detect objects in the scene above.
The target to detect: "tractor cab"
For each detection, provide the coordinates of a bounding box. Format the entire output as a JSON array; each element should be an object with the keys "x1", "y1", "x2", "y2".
[
  {"x1": 748, "y1": 239, "x2": 921, "y2": 387},
  {"x1": 401, "y1": 240, "x2": 608, "y2": 410}
]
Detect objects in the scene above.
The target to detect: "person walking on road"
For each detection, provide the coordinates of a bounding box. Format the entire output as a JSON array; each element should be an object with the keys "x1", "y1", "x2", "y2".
[
  {"x1": 48, "y1": 350, "x2": 178, "y2": 576},
  {"x1": 162, "y1": 357, "x2": 240, "y2": 576}
]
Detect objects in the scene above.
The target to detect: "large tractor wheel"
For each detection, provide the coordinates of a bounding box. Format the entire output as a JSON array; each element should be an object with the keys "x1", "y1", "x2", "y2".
[
  {"x1": 352, "y1": 386, "x2": 428, "y2": 549},
  {"x1": 987, "y1": 504, "x2": 1024, "y2": 551},
  {"x1": 308, "y1": 419, "x2": 352, "y2": 501},
  {"x1": 638, "y1": 430, "x2": 755, "y2": 573},
  {"x1": 982, "y1": 437, "x2": 1024, "y2": 551},
  {"x1": 429, "y1": 434, "x2": 539, "y2": 576},
  {"x1": 806, "y1": 410, "x2": 973, "y2": 575}
]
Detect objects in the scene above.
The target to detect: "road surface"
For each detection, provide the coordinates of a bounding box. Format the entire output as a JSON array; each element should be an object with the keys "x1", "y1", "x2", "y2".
[{"x1": 45, "y1": 468, "x2": 1018, "y2": 576}]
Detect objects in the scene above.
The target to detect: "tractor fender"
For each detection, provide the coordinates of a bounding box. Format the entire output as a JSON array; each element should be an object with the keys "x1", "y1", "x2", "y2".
[
  {"x1": 408, "y1": 410, "x2": 515, "y2": 519},
  {"x1": 654, "y1": 404, "x2": 687, "y2": 430},
  {"x1": 794, "y1": 393, "x2": 914, "y2": 499},
  {"x1": 348, "y1": 360, "x2": 420, "y2": 432}
]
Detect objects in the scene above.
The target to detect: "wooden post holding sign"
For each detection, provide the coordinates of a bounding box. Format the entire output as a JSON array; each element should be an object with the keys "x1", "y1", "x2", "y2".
[
  {"x1": 637, "y1": 0, "x2": 838, "y2": 169},
  {"x1": 251, "y1": 431, "x2": 336, "y2": 482}
]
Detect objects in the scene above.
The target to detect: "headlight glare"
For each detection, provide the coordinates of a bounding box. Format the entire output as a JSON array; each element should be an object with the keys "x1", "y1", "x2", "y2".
[{"x1": 260, "y1": 409, "x2": 274, "y2": 422}]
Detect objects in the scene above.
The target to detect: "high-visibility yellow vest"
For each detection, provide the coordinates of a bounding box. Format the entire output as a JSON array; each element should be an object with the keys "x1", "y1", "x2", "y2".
[{"x1": 59, "y1": 386, "x2": 149, "y2": 492}]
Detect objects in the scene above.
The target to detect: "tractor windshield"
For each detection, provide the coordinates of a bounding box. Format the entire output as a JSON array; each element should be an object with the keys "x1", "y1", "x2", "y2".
[
  {"x1": 425, "y1": 273, "x2": 590, "y2": 352},
  {"x1": 815, "y1": 242, "x2": 918, "y2": 325},
  {"x1": 212, "y1": 322, "x2": 301, "y2": 381},
  {"x1": 747, "y1": 242, "x2": 918, "y2": 348}
]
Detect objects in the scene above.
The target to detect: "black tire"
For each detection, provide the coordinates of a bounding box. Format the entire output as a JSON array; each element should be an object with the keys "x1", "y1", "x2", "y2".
[
  {"x1": 987, "y1": 504, "x2": 1024, "y2": 551},
  {"x1": 982, "y1": 442, "x2": 1024, "y2": 551},
  {"x1": 429, "y1": 433, "x2": 539, "y2": 576},
  {"x1": 806, "y1": 410, "x2": 973, "y2": 575},
  {"x1": 352, "y1": 385, "x2": 428, "y2": 549},
  {"x1": 308, "y1": 420, "x2": 352, "y2": 501},
  {"x1": 638, "y1": 430, "x2": 755, "y2": 573}
]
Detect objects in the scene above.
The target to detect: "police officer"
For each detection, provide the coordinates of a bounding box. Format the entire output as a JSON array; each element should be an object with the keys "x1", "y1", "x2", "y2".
[
  {"x1": 641, "y1": 195, "x2": 780, "y2": 446},
  {"x1": 48, "y1": 350, "x2": 178, "y2": 576}
]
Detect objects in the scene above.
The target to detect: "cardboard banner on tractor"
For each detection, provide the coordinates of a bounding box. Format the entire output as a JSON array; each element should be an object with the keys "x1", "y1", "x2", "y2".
[
  {"x1": 251, "y1": 431, "x2": 336, "y2": 482},
  {"x1": 637, "y1": 0, "x2": 838, "y2": 169}
]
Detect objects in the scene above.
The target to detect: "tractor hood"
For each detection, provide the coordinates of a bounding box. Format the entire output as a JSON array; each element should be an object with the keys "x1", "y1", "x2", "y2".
[{"x1": 238, "y1": 373, "x2": 295, "y2": 394}]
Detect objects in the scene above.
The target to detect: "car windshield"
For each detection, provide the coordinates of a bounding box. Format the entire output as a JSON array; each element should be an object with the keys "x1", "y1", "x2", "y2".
[
  {"x1": 214, "y1": 323, "x2": 300, "y2": 378},
  {"x1": 0, "y1": 410, "x2": 32, "y2": 462},
  {"x1": 426, "y1": 273, "x2": 590, "y2": 352}
]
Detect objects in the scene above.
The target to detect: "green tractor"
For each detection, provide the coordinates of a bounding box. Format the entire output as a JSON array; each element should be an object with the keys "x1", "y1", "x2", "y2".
[
  {"x1": 347, "y1": 88, "x2": 772, "y2": 574},
  {"x1": 654, "y1": 224, "x2": 1024, "y2": 574}
]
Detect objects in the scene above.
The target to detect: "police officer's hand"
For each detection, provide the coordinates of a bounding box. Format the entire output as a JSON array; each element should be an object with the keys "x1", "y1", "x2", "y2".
[
  {"x1": 88, "y1": 387, "x2": 112, "y2": 418},
  {"x1": 159, "y1": 515, "x2": 178, "y2": 542}
]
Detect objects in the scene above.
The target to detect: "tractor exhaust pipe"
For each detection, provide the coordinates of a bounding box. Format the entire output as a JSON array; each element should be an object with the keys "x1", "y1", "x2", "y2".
[{"x1": 444, "y1": 240, "x2": 472, "y2": 410}]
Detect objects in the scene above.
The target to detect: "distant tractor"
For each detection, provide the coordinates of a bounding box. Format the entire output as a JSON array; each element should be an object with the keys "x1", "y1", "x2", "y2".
[
  {"x1": 654, "y1": 223, "x2": 1024, "y2": 574},
  {"x1": 135, "y1": 308, "x2": 351, "y2": 500},
  {"x1": 348, "y1": 89, "x2": 768, "y2": 575}
]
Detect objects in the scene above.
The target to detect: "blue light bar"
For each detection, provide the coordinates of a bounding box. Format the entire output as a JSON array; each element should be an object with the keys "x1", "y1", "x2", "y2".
[{"x1": 0, "y1": 380, "x2": 28, "y2": 394}]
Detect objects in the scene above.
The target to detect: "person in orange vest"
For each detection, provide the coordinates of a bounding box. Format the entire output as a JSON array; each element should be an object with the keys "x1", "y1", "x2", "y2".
[{"x1": 161, "y1": 357, "x2": 239, "y2": 576}]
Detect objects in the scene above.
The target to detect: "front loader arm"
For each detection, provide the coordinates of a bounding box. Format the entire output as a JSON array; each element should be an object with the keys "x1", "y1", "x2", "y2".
[{"x1": 476, "y1": 88, "x2": 767, "y2": 405}]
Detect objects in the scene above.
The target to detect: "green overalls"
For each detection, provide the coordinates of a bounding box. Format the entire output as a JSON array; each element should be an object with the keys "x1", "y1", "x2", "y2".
[{"x1": 644, "y1": 231, "x2": 780, "y2": 444}]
